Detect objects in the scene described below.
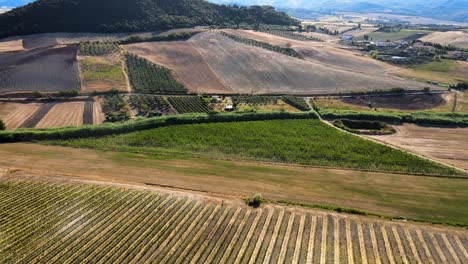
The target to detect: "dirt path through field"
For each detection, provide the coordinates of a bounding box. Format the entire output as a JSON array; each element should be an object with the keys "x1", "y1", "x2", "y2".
[{"x1": 0, "y1": 143, "x2": 467, "y2": 224}]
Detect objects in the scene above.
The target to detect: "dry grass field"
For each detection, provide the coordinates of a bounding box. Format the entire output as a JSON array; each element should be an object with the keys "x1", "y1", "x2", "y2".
[
  {"x1": 78, "y1": 53, "x2": 128, "y2": 93},
  {"x1": 124, "y1": 41, "x2": 233, "y2": 94},
  {"x1": 0, "y1": 46, "x2": 80, "y2": 94},
  {"x1": 1, "y1": 174, "x2": 467, "y2": 263},
  {"x1": 420, "y1": 31, "x2": 468, "y2": 49},
  {"x1": 392, "y1": 60, "x2": 468, "y2": 86},
  {"x1": 368, "y1": 124, "x2": 468, "y2": 171},
  {"x1": 35, "y1": 102, "x2": 85, "y2": 128},
  {"x1": 0, "y1": 100, "x2": 104, "y2": 129}
]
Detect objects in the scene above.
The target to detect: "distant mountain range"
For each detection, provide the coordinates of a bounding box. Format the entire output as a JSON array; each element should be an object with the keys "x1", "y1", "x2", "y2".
[{"x1": 210, "y1": 0, "x2": 468, "y2": 23}]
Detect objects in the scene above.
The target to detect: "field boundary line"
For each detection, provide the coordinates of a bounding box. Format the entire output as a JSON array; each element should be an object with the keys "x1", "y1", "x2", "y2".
[
  {"x1": 334, "y1": 218, "x2": 340, "y2": 264},
  {"x1": 392, "y1": 226, "x2": 409, "y2": 264},
  {"x1": 404, "y1": 229, "x2": 423, "y2": 264},
  {"x1": 345, "y1": 219, "x2": 354, "y2": 264},
  {"x1": 306, "y1": 215, "x2": 317, "y2": 264},
  {"x1": 233, "y1": 209, "x2": 263, "y2": 264},
  {"x1": 219, "y1": 210, "x2": 252, "y2": 263},
  {"x1": 248, "y1": 209, "x2": 274, "y2": 264},
  {"x1": 416, "y1": 229, "x2": 435, "y2": 264},
  {"x1": 263, "y1": 210, "x2": 285, "y2": 264},
  {"x1": 381, "y1": 225, "x2": 396, "y2": 264},
  {"x1": 278, "y1": 212, "x2": 296, "y2": 264},
  {"x1": 369, "y1": 223, "x2": 382, "y2": 264},
  {"x1": 320, "y1": 216, "x2": 328, "y2": 264},
  {"x1": 292, "y1": 214, "x2": 306, "y2": 264},
  {"x1": 441, "y1": 233, "x2": 462, "y2": 264}
]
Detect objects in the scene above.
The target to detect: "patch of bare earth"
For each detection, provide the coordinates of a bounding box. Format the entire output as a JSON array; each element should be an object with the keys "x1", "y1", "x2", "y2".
[
  {"x1": 35, "y1": 102, "x2": 84, "y2": 128},
  {"x1": 0, "y1": 103, "x2": 40, "y2": 129},
  {"x1": 368, "y1": 124, "x2": 468, "y2": 171},
  {"x1": 342, "y1": 93, "x2": 447, "y2": 111},
  {"x1": 0, "y1": 45, "x2": 80, "y2": 94},
  {"x1": 0, "y1": 39, "x2": 24, "y2": 52},
  {"x1": 420, "y1": 31, "x2": 468, "y2": 49},
  {"x1": 123, "y1": 41, "x2": 233, "y2": 94}
]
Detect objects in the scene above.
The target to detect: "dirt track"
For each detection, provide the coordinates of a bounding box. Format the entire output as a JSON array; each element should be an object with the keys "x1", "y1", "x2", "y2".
[{"x1": 368, "y1": 124, "x2": 468, "y2": 171}]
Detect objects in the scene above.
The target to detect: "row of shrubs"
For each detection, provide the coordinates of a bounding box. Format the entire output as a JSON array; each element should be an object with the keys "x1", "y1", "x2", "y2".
[
  {"x1": 320, "y1": 109, "x2": 468, "y2": 127},
  {"x1": 0, "y1": 111, "x2": 319, "y2": 143},
  {"x1": 333, "y1": 119, "x2": 396, "y2": 135}
]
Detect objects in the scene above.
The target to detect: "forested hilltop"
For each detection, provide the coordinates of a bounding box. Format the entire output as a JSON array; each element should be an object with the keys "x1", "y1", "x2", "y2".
[{"x1": 0, "y1": 0, "x2": 298, "y2": 38}]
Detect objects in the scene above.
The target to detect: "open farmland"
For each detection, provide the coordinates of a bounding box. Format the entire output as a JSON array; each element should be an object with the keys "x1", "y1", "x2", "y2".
[
  {"x1": 367, "y1": 124, "x2": 468, "y2": 171},
  {"x1": 0, "y1": 100, "x2": 103, "y2": 129},
  {"x1": 44, "y1": 119, "x2": 460, "y2": 176},
  {"x1": 0, "y1": 46, "x2": 80, "y2": 94},
  {"x1": 1, "y1": 175, "x2": 467, "y2": 263},
  {"x1": 419, "y1": 31, "x2": 468, "y2": 49},
  {"x1": 79, "y1": 55, "x2": 128, "y2": 93},
  {"x1": 366, "y1": 30, "x2": 432, "y2": 42},
  {"x1": 124, "y1": 41, "x2": 232, "y2": 94},
  {"x1": 188, "y1": 32, "x2": 432, "y2": 94},
  {"x1": 392, "y1": 60, "x2": 468, "y2": 85}
]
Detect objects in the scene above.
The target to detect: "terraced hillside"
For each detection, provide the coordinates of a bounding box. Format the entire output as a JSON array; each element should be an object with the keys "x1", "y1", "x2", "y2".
[{"x1": 1, "y1": 176, "x2": 467, "y2": 264}]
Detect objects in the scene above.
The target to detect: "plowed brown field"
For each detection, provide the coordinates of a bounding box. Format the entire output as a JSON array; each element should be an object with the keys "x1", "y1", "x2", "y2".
[
  {"x1": 0, "y1": 103, "x2": 40, "y2": 129},
  {"x1": 368, "y1": 124, "x2": 468, "y2": 171},
  {"x1": 124, "y1": 41, "x2": 232, "y2": 94},
  {"x1": 35, "y1": 102, "x2": 85, "y2": 128},
  {"x1": 0, "y1": 46, "x2": 80, "y2": 94}
]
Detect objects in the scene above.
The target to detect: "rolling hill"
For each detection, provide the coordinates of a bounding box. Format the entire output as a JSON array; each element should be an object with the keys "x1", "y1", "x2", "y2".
[{"x1": 0, "y1": 0, "x2": 298, "y2": 38}]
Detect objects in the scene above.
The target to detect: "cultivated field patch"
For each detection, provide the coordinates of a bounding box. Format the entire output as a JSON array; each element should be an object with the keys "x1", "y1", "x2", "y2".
[
  {"x1": 393, "y1": 60, "x2": 468, "y2": 85},
  {"x1": 0, "y1": 39, "x2": 24, "y2": 52},
  {"x1": 79, "y1": 54, "x2": 128, "y2": 93},
  {"x1": 1, "y1": 176, "x2": 467, "y2": 263},
  {"x1": 0, "y1": 103, "x2": 40, "y2": 129},
  {"x1": 45, "y1": 119, "x2": 460, "y2": 176},
  {"x1": 123, "y1": 41, "x2": 232, "y2": 94},
  {"x1": 35, "y1": 102, "x2": 85, "y2": 128},
  {"x1": 0, "y1": 46, "x2": 80, "y2": 94},
  {"x1": 367, "y1": 124, "x2": 468, "y2": 171},
  {"x1": 420, "y1": 31, "x2": 468, "y2": 49}
]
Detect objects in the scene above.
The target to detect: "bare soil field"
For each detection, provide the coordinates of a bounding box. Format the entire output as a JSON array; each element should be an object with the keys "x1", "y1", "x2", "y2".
[
  {"x1": 0, "y1": 39, "x2": 24, "y2": 52},
  {"x1": 124, "y1": 41, "x2": 233, "y2": 94},
  {"x1": 297, "y1": 31, "x2": 340, "y2": 42},
  {"x1": 0, "y1": 143, "x2": 467, "y2": 224},
  {"x1": 35, "y1": 102, "x2": 85, "y2": 128},
  {"x1": 222, "y1": 29, "x2": 403, "y2": 75},
  {"x1": 420, "y1": 31, "x2": 468, "y2": 49},
  {"x1": 182, "y1": 32, "x2": 434, "y2": 94},
  {"x1": 341, "y1": 93, "x2": 447, "y2": 111},
  {"x1": 78, "y1": 53, "x2": 128, "y2": 93},
  {"x1": 368, "y1": 124, "x2": 468, "y2": 171},
  {"x1": 1, "y1": 174, "x2": 467, "y2": 263},
  {"x1": 0, "y1": 103, "x2": 40, "y2": 129},
  {"x1": 0, "y1": 45, "x2": 80, "y2": 94},
  {"x1": 93, "y1": 101, "x2": 106, "y2": 125}
]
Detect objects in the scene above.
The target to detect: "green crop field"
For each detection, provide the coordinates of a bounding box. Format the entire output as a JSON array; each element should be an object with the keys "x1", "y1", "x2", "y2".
[
  {"x1": 44, "y1": 119, "x2": 459, "y2": 176},
  {"x1": 2, "y1": 178, "x2": 467, "y2": 263},
  {"x1": 366, "y1": 30, "x2": 431, "y2": 41}
]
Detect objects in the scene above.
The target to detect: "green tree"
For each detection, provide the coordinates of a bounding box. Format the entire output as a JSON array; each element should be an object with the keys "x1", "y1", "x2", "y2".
[{"x1": 0, "y1": 119, "x2": 5, "y2": 130}]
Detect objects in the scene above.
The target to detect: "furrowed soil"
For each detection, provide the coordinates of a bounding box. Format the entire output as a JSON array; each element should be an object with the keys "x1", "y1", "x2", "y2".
[
  {"x1": 0, "y1": 174, "x2": 466, "y2": 263},
  {"x1": 0, "y1": 103, "x2": 40, "y2": 129},
  {"x1": 367, "y1": 124, "x2": 468, "y2": 171},
  {"x1": 0, "y1": 45, "x2": 80, "y2": 94},
  {"x1": 34, "y1": 102, "x2": 84, "y2": 128},
  {"x1": 0, "y1": 39, "x2": 24, "y2": 52},
  {"x1": 0, "y1": 143, "x2": 467, "y2": 224}
]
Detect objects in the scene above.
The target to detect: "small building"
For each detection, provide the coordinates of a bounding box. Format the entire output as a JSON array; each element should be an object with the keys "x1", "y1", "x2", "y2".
[
  {"x1": 341, "y1": 35, "x2": 353, "y2": 41},
  {"x1": 224, "y1": 105, "x2": 235, "y2": 112}
]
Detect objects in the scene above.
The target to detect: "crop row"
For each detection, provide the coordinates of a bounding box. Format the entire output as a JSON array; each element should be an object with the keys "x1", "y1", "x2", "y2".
[
  {"x1": 128, "y1": 95, "x2": 173, "y2": 117},
  {"x1": 101, "y1": 94, "x2": 131, "y2": 122},
  {"x1": 232, "y1": 96, "x2": 278, "y2": 106},
  {"x1": 167, "y1": 96, "x2": 210, "y2": 114},
  {"x1": 1, "y1": 179, "x2": 467, "y2": 264},
  {"x1": 125, "y1": 54, "x2": 187, "y2": 94},
  {"x1": 218, "y1": 31, "x2": 304, "y2": 59},
  {"x1": 282, "y1": 96, "x2": 311, "y2": 111},
  {"x1": 79, "y1": 42, "x2": 120, "y2": 56}
]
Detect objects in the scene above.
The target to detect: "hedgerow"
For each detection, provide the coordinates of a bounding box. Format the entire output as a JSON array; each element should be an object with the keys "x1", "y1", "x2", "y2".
[
  {"x1": 333, "y1": 119, "x2": 396, "y2": 135},
  {"x1": 0, "y1": 111, "x2": 319, "y2": 143},
  {"x1": 282, "y1": 96, "x2": 311, "y2": 111},
  {"x1": 79, "y1": 42, "x2": 120, "y2": 56}
]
